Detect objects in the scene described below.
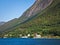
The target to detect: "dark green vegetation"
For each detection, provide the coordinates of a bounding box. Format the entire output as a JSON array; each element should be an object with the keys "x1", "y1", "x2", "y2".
[{"x1": 0, "y1": 0, "x2": 60, "y2": 38}]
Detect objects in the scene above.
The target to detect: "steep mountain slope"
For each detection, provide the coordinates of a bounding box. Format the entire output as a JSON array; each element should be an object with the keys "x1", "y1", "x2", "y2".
[
  {"x1": 18, "y1": 0, "x2": 53, "y2": 23},
  {"x1": 0, "y1": 0, "x2": 53, "y2": 33},
  {"x1": 0, "y1": 0, "x2": 60, "y2": 38}
]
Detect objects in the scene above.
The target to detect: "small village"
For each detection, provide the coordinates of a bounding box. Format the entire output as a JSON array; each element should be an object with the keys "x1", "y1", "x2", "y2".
[
  {"x1": 3, "y1": 33, "x2": 42, "y2": 38},
  {"x1": 3, "y1": 33, "x2": 60, "y2": 38}
]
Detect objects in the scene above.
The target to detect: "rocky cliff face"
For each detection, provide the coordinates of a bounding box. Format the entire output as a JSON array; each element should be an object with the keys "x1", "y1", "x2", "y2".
[
  {"x1": 19, "y1": 0, "x2": 53, "y2": 22},
  {"x1": 26, "y1": 0, "x2": 53, "y2": 17}
]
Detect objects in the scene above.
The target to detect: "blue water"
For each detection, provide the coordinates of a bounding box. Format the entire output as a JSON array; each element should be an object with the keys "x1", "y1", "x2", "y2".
[{"x1": 0, "y1": 38, "x2": 60, "y2": 45}]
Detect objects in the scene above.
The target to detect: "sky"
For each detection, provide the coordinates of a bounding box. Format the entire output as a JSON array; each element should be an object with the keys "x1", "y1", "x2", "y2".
[{"x1": 0, "y1": 0, "x2": 35, "y2": 22}]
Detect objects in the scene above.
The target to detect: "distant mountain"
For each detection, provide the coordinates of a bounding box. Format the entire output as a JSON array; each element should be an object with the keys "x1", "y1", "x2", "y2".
[
  {"x1": 0, "y1": 0, "x2": 60, "y2": 38},
  {"x1": 0, "y1": 22, "x2": 5, "y2": 26}
]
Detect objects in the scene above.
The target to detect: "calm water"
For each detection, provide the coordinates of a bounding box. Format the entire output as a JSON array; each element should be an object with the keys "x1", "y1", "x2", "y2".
[{"x1": 0, "y1": 38, "x2": 60, "y2": 45}]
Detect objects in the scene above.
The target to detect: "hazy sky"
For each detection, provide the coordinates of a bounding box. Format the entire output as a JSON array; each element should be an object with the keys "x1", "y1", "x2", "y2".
[{"x1": 0, "y1": 0, "x2": 35, "y2": 22}]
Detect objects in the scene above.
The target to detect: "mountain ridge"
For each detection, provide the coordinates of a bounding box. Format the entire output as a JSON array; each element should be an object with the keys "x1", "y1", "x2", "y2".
[{"x1": 0, "y1": 0, "x2": 53, "y2": 32}]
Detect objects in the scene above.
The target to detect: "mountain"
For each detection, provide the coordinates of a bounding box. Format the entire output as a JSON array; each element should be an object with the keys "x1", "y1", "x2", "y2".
[
  {"x1": 0, "y1": 0, "x2": 60, "y2": 38},
  {"x1": 0, "y1": 22, "x2": 5, "y2": 26}
]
